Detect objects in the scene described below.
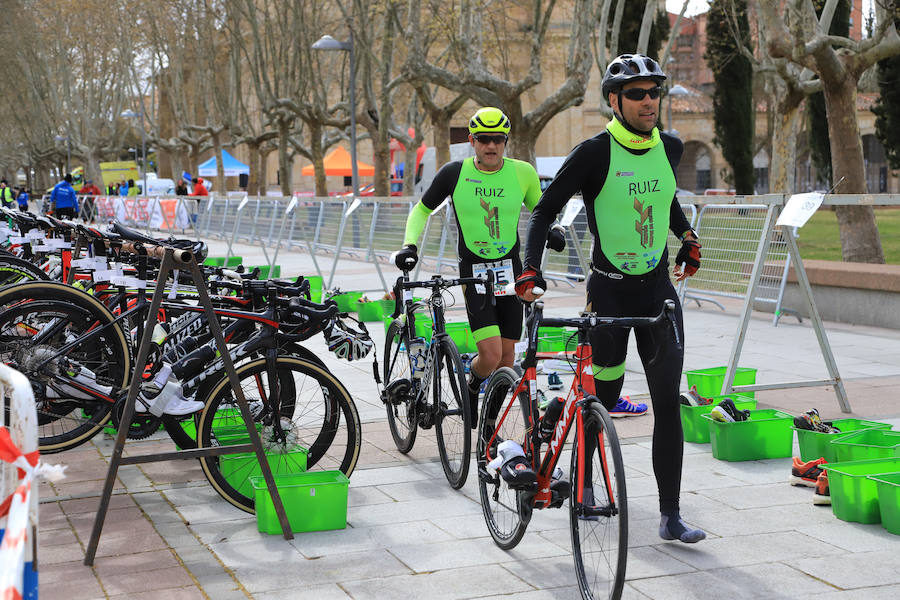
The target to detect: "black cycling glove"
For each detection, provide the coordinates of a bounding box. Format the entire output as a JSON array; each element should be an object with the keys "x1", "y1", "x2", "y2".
[
  {"x1": 392, "y1": 244, "x2": 418, "y2": 271},
  {"x1": 546, "y1": 223, "x2": 566, "y2": 252}
]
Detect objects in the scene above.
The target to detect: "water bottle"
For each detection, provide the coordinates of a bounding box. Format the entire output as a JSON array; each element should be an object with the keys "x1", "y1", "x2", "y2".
[
  {"x1": 171, "y1": 344, "x2": 216, "y2": 381},
  {"x1": 408, "y1": 337, "x2": 426, "y2": 379},
  {"x1": 539, "y1": 396, "x2": 566, "y2": 441},
  {"x1": 163, "y1": 335, "x2": 201, "y2": 364}
]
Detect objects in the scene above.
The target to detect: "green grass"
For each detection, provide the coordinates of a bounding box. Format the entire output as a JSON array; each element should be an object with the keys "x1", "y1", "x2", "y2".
[{"x1": 796, "y1": 208, "x2": 900, "y2": 265}]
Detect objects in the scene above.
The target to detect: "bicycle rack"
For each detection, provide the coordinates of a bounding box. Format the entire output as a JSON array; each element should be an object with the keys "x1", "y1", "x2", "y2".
[{"x1": 84, "y1": 245, "x2": 294, "y2": 565}]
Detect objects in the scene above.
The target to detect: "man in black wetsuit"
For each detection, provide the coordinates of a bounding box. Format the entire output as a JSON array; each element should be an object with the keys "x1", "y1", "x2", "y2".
[{"x1": 515, "y1": 54, "x2": 705, "y2": 544}]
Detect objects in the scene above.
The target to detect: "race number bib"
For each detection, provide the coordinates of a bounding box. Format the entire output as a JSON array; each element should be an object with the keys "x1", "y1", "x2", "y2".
[{"x1": 473, "y1": 259, "x2": 514, "y2": 296}]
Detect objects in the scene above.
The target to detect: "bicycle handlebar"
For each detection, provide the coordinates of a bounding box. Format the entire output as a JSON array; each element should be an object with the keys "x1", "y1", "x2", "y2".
[{"x1": 390, "y1": 271, "x2": 495, "y2": 319}]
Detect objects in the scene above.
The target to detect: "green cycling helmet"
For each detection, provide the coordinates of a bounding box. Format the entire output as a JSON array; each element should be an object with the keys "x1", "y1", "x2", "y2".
[{"x1": 468, "y1": 107, "x2": 511, "y2": 136}]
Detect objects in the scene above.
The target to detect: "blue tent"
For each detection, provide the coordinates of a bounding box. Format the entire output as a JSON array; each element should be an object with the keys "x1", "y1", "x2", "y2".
[{"x1": 197, "y1": 149, "x2": 250, "y2": 177}]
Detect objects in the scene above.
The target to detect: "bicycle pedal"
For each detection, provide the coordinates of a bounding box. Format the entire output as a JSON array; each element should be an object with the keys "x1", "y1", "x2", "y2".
[{"x1": 547, "y1": 478, "x2": 571, "y2": 509}]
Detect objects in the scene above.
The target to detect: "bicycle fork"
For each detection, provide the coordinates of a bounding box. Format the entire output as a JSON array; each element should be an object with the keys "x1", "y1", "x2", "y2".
[{"x1": 574, "y1": 398, "x2": 618, "y2": 519}]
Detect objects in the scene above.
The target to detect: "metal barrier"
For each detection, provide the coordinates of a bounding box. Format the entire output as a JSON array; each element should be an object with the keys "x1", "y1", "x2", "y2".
[{"x1": 0, "y1": 364, "x2": 39, "y2": 600}]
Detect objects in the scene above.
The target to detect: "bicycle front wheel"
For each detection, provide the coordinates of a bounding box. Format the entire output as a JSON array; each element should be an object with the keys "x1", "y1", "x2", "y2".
[
  {"x1": 383, "y1": 319, "x2": 417, "y2": 453},
  {"x1": 0, "y1": 254, "x2": 50, "y2": 286},
  {"x1": 477, "y1": 366, "x2": 529, "y2": 550},
  {"x1": 197, "y1": 356, "x2": 361, "y2": 513},
  {"x1": 570, "y1": 403, "x2": 628, "y2": 600},
  {"x1": 433, "y1": 336, "x2": 471, "y2": 489}
]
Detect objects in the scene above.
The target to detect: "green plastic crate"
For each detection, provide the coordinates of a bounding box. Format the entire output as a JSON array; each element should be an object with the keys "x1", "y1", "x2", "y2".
[
  {"x1": 702, "y1": 409, "x2": 793, "y2": 461},
  {"x1": 413, "y1": 315, "x2": 434, "y2": 341},
  {"x1": 332, "y1": 291, "x2": 363, "y2": 312},
  {"x1": 305, "y1": 275, "x2": 323, "y2": 303},
  {"x1": 685, "y1": 366, "x2": 757, "y2": 399},
  {"x1": 356, "y1": 301, "x2": 384, "y2": 322},
  {"x1": 537, "y1": 326, "x2": 565, "y2": 352},
  {"x1": 870, "y1": 472, "x2": 900, "y2": 535},
  {"x1": 225, "y1": 256, "x2": 243, "y2": 267},
  {"x1": 445, "y1": 322, "x2": 476, "y2": 353},
  {"x1": 252, "y1": 265, "x2": 281, "y2": 279},
  {"x1": 203, "y1": 256, "x2": 226, "y2": 267},
  {"x1": 378, "y1": 298, "x2": 397, "y2": 317},
  {"x1": 220, "y1": 445, "x2": 308, "y2": 501},
  {"x1": 826, "y1": 458, "x2": 900, "y2": 524},
  {"x1": 830, "y1": 429, "x2": 900, "y2": 463},
  {"x1": 794, "y1": 418, "x2": 893, "y2": 462},
  {"x1": 681, "y1": 396, "x2": 757, "y2": 444},
  {"x1": 251, "y1": 470, "x2": 349, "y2": 534}
]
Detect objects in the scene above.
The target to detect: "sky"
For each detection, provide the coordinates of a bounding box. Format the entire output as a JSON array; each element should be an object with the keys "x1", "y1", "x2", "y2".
[{"x1": 666, "y1": 0, "x2": 875, "y2": 20}]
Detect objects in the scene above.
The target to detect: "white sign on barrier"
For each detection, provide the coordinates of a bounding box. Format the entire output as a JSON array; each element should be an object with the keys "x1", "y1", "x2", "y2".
[
  {"x1": 560, "y1": 197, "x2": 584, "y2": 227},
  {"x1": 777, "y1": 192, "x2": 824, "y2": 228}
]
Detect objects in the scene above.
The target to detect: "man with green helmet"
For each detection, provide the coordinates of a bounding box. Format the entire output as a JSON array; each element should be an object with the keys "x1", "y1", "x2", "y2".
[
  {"x1": 515, "y1": 54, "x2": 705, "y2": 544},
  {"x1": 394, "y1": 106, "x2": 565, "y2": 425}
]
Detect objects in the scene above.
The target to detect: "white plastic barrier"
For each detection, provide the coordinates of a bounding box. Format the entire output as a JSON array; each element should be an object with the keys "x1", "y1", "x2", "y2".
[{"x1": 0, "y1": 364, "x2": 65, "y2": 600}]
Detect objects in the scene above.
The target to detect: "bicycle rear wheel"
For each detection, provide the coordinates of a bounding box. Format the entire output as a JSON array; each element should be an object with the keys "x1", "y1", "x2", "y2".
[
  {"x1": 433, "y1": 336, "x2": 471, "y2": 489},
  {"x1": 383, "y1": 319, "x2": 417, "y2": 453},
  {"x1": 477, "y1": 366, "x2": 529, "y2": 549},
  {"x1": 197, "y1": 356, "x2": 361, "y2": 513},
  {"x1": 570, "y1": 403, "x2": 627, "y2": 600},
  {"x1": 0, "y1": 281, "x2": 130, "y2": 453},
  {"x1": 0, "y1": 254, "x2": 50, "y2": 285}
]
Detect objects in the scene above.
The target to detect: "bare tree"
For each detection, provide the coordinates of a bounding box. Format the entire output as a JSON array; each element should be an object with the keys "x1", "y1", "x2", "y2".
[
  {"x1": 402, "y1": 0, "x2": 598, "y2": 165},
  {"x1": 759, "y1": 0, "x2": 900, "y2": 263}
]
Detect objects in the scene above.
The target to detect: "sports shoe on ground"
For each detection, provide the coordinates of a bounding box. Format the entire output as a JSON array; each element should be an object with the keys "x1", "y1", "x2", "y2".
[
  {"x1": 794, "y1": 409, "x2": 841, "y2": 434},
  {"x1": 793, "y1": 413, "x2": 815, "y2": 431},
  {"x1": 679, "y1": 385, "x2": 713, "y2": 407},
  {"x1": 814, "y1": 470, "x2": 831, "y2": 505},
  {"x1": 709, "y1": 405, "x2": 734, "y2": 423},
  {"x1": 790, "y1": 456, "x2": 827, "y2": 487},
  {"x1": 609, "y1": 396, "x2": 648, "y2": 417},
  {"x1": 547, "y1": 372, "x2": 563, "y2": 390}
]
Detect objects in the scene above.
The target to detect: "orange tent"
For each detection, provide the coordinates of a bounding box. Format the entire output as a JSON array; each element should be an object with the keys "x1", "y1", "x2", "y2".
[{"x1": 301, "y1": 146, "x2": 375, "y2": 177}]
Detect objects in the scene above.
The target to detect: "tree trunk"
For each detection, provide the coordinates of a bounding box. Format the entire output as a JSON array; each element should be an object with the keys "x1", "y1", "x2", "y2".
[
  {"x1": 823, "y1": 76, "x2": 884, "y2": 263},
  {"x1": 247, "y1": 141, "x2": 260, "y2": 195},
  {"x1": 278, "y1": 121, "x2": 292, "y2": 196},
  {"x1": 212, "y1": 132, "x2": 226, "y2": 194},
  {"x1": 85, "y1": 150, "x2": 104, "y2": 190},
  {"x1": 432, "y1": 111, "x2": 452, "y2": 168},
  {"x1": 769, "y1": 86, "x2": 805, "y2": 194},
  {"x1": 259, "y1": 146, "x2": 273, "y2": 194}
]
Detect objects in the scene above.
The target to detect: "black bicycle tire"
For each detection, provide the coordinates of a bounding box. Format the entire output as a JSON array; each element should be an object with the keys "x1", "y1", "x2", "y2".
[
  {"x1": 433, "y1": 336, "x2": 471, "y2": 489},
  {"x1": 383, "y1": 319, "x2": 417, "y2": 453},
  {"x1": 477, "y1": 366, "x2": 529, "y2": 550},
  {"x1": 0, "y1": 254, "x2": 50, "y2": 285},
  {"x1": 570, "y1": 403, "x2": 628, "y2": 600},
  {"x1": 161, "y1": 341, "x2": 331, "y2": 450},
  {"x1": 0, "y1": 280, "x2": 131, "y2": 452},
  {"x1": 197, "y1": 356, "x2": 361, "y2": 513}
]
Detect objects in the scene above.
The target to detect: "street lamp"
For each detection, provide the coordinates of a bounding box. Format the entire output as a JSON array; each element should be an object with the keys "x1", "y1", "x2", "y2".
[
  {"x1": 666, "y1": 84, "x2": 690, "y2": 138},
  {"x1": 312, "y1": 33, "x2": 358, "y2": 199},
  {"x1": 54, "y1": 135, "x2": 70, "y2": 175},
  {"x1": 120, "y1": 109, "x2": 147, "y2": 196}
]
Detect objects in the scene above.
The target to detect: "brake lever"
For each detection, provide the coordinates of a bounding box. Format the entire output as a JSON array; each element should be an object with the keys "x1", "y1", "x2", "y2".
[{"x1": 663, "y1": 299, "x2": 682, "y2": 351}]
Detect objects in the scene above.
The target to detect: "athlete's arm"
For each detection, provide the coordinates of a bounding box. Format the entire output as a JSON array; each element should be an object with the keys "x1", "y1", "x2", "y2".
[
  {"x1": 402, "y1": 161, "x2": 461, "y2": 246},
  {"x1": 524, "y1": 140, "x2": 598, "y2": 268},
  {"x1": 661, "y1": 133, "x2": 693, "y2": 239}
]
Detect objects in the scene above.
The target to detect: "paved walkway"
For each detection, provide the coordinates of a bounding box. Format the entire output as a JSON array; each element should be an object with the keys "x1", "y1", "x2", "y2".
[{"x1": 35, "y1": 241, "x2": 900, "y2": 599}]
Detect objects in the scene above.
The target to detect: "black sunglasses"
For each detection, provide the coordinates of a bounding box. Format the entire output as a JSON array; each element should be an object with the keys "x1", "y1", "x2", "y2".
[
  {"x1": 622, "y1": 86, "x2": 662, "y2": 101},
  {"x1": 473, "y1": 133, "x2": 508, "y2": 145}
]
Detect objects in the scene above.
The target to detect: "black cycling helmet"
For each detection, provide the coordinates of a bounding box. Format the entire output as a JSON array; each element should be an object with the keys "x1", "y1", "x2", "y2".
[{"x1": 601, "y1": 53, "x2": 667, "y2": 102}]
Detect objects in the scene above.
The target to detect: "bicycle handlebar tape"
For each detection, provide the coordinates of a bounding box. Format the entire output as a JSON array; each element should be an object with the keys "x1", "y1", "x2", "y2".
[{"x1": 675, "y1": 238, "x2": 701, "y2": 276}]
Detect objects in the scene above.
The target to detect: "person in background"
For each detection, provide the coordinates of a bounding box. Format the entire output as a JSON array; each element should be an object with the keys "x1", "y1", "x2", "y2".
[
  {"x1": 119, "y1": 180, "x2": 129, "y2": 196},
  {"x1": 50, "y1": 173, "x2": 79, "y2": 218},
  {"x1": 193, "y1": 177, "x2": 209, "y2": 196},
  {"x1": 175, "y1": 179, "x2": 189, "y2": 195},
  {"x1": 16, "y1": 186, "x2": 30, "y2": 211},
  {"x1": 0, "y1": 179, "x2": 14, "y2": 208},
  {"x1": 127, "y1": 178, "x2": 139, "y2": 197},
  {"x1": 80, "y1": 179, "x2": 102, "y2": 223}
]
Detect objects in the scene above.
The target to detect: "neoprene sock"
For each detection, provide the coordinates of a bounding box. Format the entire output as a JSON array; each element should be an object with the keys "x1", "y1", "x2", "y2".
[
  {"x1": 467, "y1": 368, "x2": 487, "y2": 429},
  {"x1": 659, "y1": 511, "x2": 706, "y2": 543}
]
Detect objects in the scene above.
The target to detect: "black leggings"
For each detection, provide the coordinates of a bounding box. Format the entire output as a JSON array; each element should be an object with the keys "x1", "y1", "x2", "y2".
[{"x1": 586, "y1": 268, "x2": 685, "y2": 514}]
